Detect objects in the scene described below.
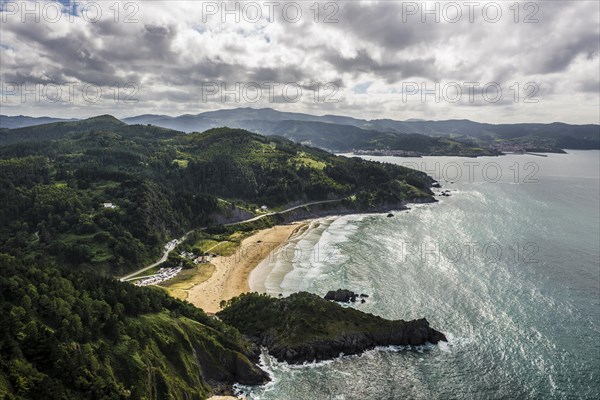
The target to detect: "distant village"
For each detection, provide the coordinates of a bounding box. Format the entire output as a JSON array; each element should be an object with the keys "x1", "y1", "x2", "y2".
[
  {"x1": 180, "y1": 250, "x2": 214, "y2": 265},
  {"x1": 487, "y1": 142, "x2": 528, "y2": 153},
  {"x1": 133, "y1": 245, "x2": 214, "y2": 287},
  {"x1": 134, "y1": 266, "x2": 183, "y2": 286},
  {"x1": 353, "y1": 141, "x2": 555, "y2": 157},
  {"x1": 353, "y1": 149, "x2": 422, "y2": 157}
]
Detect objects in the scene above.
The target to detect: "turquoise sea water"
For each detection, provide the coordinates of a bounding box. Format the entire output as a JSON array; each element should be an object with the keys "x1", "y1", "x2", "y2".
[{"x1": 241, "y1": 151, "x2": 600, "y2": 400}]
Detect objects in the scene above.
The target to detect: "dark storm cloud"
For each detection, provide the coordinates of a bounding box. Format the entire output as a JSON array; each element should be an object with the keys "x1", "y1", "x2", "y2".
[
  {"x1": 1, "y1": 70, "x2": 63, "y2": 85},
  {"x1": 162, "y1": 60, "x2": 241, "y2": 85},
  {"x1": 3, "y1": 15, "x2": 180, "y2": 84},
  {"x1": 533, "y1": 31, "x2": 600, "y2": 74},
  {"x1": 247, "y1": 66, "x2": 308, "y2": 83},
  {"x1": 140, "y1": 24, "x2": 177, "y2": 60},
  {"x1": 323, "y1": 48, "x2": 437, "y2": 83},
  {"x1": 334, "y1": 1, "x2": 441, "y2": 52},
  {"x1": 4, "y1": 21, "x2": 119, "y2": 85}
]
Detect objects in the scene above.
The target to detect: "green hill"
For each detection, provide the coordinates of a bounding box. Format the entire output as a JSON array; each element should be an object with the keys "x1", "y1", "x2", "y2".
[
  {"x1": 268, "y1": 120, "x2": 500, "y2": 155},
  {"x1": 0, "y1": 117, "x2": 434, "y2": 276},
  {"x1": 218, "y1": 292, "x2": 446, "y2": 364},
  {"x1": 0, "y1": 254, "x2": 268, "y2": 399},
  {"x1": 122, "y1": 108, "x2": 599, "y2": 153},
  {"x1": 0, "y1": 115, "x2": 127, "y2": 145},
  {"x1": 0, "y1": 116, "x2": 443, "y2": 399}
]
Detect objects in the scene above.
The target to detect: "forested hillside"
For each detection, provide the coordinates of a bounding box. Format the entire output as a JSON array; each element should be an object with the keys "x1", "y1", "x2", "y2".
[
  {"x1": 0, "y1": 116, "x2": 433, "y2": 275},
  {"x1": 0, "y1": 254, "x2": 268, "y2": 399},
  {"x1": 121, "y1": 108, "x2": 600, "y2": 152},
  {"x1": 0, "y1": 115, "x2": 439, "y2": 399}
]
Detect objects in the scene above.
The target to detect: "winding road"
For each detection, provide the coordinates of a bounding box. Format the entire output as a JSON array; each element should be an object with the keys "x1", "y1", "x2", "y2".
[
  {"x1": 119, "y1": 197, "x2": 346, "y2": 282},
  {"x1": 120, "y1": 231, "x2": 193, "y2": 281}
]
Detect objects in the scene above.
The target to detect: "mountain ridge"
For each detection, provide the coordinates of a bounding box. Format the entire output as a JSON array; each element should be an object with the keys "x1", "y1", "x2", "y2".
[{"x1": 3, "y1": 109, "x2": 598, "y2": 153}]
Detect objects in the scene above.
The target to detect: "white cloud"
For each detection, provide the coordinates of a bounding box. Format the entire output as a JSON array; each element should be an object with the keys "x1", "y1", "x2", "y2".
[{"x1": 0, "y1": 0, "x2": 598, "y2": 123}]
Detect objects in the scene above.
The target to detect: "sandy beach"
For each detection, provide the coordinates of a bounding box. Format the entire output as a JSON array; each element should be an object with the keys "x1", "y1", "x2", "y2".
[{"x1": 187, "y1": 222, "x2": 307, "y2": 313}]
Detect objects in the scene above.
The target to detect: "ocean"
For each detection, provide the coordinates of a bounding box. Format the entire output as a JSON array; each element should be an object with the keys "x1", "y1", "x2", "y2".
[{"x1": 242, "y1": 151, "x2": 600, "y2": 400}]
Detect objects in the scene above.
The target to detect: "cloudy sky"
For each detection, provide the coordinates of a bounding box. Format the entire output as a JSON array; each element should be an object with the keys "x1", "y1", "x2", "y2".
[{"x1": 1, "y1": 0, "x2": 599, "y2": 123}]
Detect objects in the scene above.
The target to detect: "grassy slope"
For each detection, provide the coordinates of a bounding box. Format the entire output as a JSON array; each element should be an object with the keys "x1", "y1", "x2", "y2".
[
  {"x1": 218, "y1": 292, "x2": 400, "y2": 345},
  {"x1": 0, "y1": 117, "x2": 444, "y2": 398},
  {"x1": 0, "y1": 119, "x2": 434, "y2": 276},
  {"x1": 0, "y1": 256, "x2": 267, "y2": 400},
  {"x1": 217, "y1": 292, "x2": 447, "y2": 364},
  {"x1": 260, "y1": 119, "x2": 501, "y2": 155}
]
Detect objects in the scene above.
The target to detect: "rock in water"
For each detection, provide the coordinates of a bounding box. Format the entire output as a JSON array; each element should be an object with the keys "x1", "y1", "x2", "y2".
[
  {"x1": 387, "y1": 213, "x2": 394, "y2": 218},
  {"x1": 324, "y1": 289, "x2": 357, "y2": 303},
  {"x1": 218, "y1": 292, "x2": 447, "y2": 365}
]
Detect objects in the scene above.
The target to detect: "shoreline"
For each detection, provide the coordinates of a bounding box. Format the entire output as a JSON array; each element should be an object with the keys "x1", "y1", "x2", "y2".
[
  {"x1": 248, "y1": 218, "x2": 325, "y2": 294},
  {"x1": 186, "y1": 221, "x2": 308, "y2": 313},
  {"x1": 185, "y1": 196, "x2": 437, "y2": 314}
]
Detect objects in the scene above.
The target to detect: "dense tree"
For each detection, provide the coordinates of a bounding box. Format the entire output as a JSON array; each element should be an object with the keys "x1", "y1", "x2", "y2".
[
  {"x1": 0, "y1": 254, "x2": 265, "y2": 399},
  {"x1": 0, "y1": 120, "x2": 432, "y2": 275}
]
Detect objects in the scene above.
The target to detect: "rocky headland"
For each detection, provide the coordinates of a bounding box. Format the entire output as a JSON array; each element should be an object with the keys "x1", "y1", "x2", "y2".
[{"x1": 217, "y1": 292, "x2": 447, "y2": 365}]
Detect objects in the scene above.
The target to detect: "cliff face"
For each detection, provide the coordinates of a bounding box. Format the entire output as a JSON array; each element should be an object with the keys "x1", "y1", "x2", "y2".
[
  {"x1": 262, "y1": 318, "x2": 446, "y2": 364},
  {"x1": 217, "y1": 292, "x2": 447, "y2": 365},
  {"x1": 278, "y1": 196, "x2": 437, "y2": 224},
  {"x1": 213, "y1": 195, "x2": 438, "y2": 235},
  {"x1": 134, "y1": 313, "x2": 269, "y2": 398}
]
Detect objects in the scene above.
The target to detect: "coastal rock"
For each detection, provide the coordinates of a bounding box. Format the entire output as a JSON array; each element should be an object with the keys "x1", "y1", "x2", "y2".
[
  {"x1": 217, "y1": 292, "x2": 447, "y2": 365},
  {"x1": 233, "y1": 353, "x2": 270, "y2": 385},
  {"x1": 431, "y1": 182, "x2": 442, "y2": 188},
  {"x1": 324, "y1": 289, "x2": 358, "y2": 303},
  {"x1": 387, "y1": 213, "x2": 394, "y2": 218},
  {"x1": 277, "y1": 196, "x2": 438, "y2": 225},
  {"x1": 263, "y1": 318, "x2": 447, "y2": 364}
]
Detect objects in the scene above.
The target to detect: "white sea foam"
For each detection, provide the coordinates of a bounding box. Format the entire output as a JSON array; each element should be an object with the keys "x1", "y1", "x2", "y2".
[
  {"x1": 238, "y1": 152, "x2": 600, "y2": 399},
  {"x1": 276, "y1": 215, "x2": 366, "y2": 295},
  {"x1": 249, "y1": 218, "x2": 330, "y2": 294}
]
